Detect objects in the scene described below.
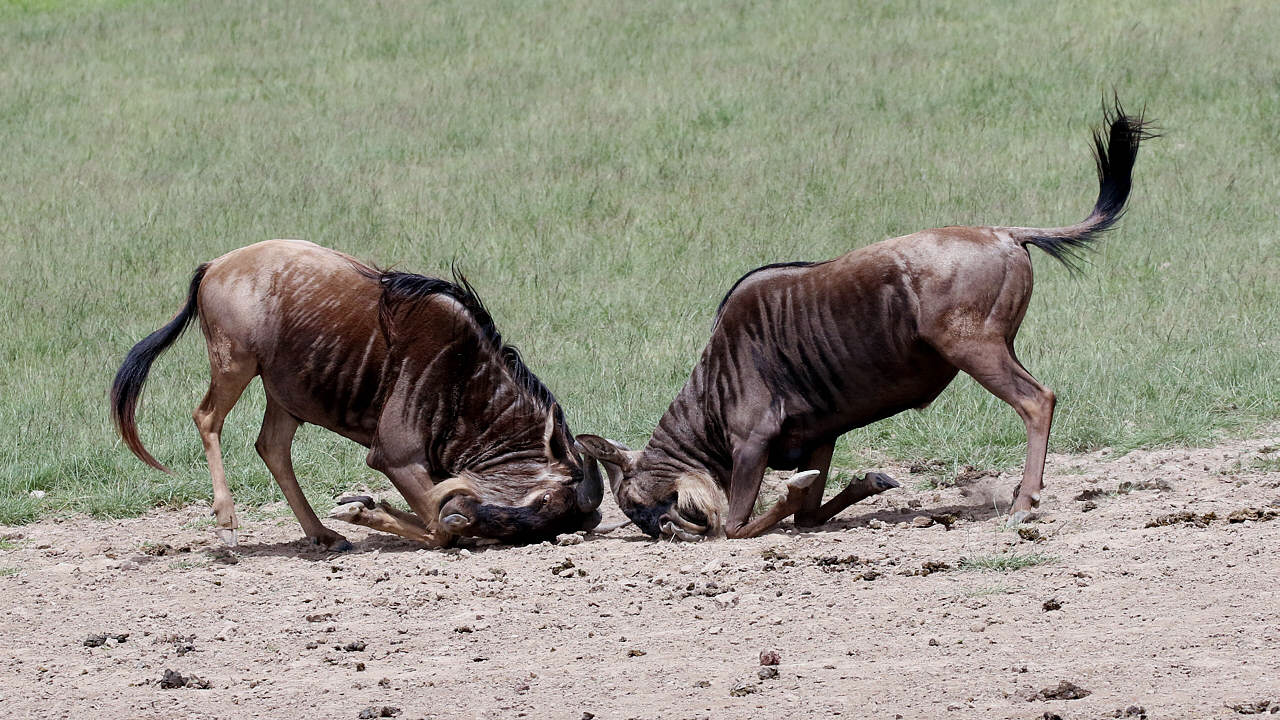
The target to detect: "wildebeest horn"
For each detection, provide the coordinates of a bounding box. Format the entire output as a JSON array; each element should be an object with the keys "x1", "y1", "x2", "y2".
[
  {"x1": 577, "y1": 455, "x2": 605, "y2": 512},
  {"x1": 424, "y1": 477, "x2": 480, "y2": 533}
]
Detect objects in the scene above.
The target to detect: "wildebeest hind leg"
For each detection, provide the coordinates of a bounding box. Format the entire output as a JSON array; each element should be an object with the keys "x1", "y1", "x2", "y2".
[
  {"x1": 939, "y1": 340, "x2": 1055, "y2": 522},
  {"x1": 256, "y1": 399, "x2": 351, "y2": 551},
  {"x1": 192, "y1": 343, "x2": 256, "y2": 547}
]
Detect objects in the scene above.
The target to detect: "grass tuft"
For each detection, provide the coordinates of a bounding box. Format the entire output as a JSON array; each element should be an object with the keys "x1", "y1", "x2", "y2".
[{"x1": 957, "y1": 553, "x2": 1056, "y2": 572}]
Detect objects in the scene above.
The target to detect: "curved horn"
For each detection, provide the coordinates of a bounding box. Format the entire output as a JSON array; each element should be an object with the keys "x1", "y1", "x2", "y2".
[
  {"x1": 424, "y1": 477, "x2": 480, "y2": 533},
  {"x1": 576, "y1": 456, "x2": 605, "y2": 512}
]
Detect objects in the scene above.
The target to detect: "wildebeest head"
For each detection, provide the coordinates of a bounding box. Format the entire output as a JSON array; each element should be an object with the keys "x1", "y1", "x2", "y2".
[
  {"x1": 574, "y1": 434, "x2": 724, "y2": 541},
  {"x1": 421, "y1": 407, "x2": 605, "y2": 544}
]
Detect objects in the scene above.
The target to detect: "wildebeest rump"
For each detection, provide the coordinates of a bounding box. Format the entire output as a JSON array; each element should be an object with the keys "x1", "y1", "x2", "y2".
[
  {"x1": 110, "y1": 240, "x2": 603, "y2": 549},
  {"x1": 578, "y1": 102, "x2": 1155, "y2": 540}
]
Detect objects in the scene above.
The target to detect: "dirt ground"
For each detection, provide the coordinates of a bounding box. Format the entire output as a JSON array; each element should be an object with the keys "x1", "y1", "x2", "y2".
[{"x1": 3, "y1": 432, "x2": 1279, "y2": 720}]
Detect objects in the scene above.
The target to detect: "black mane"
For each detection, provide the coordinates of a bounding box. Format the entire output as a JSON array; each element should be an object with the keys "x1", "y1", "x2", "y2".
[{"x1": 374, "y1": 268, "x2": 562, "y2": 422}]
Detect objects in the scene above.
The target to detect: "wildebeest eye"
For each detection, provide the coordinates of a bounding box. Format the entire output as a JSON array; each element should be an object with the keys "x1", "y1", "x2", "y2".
[{"x1": 541, "y1": 492, "x2": 551, "y2": 506}]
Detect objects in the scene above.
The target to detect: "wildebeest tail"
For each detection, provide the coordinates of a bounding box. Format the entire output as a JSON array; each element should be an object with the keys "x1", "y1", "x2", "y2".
[
  {"x1": 110, "y1": 263, "x2": 208, "y2": 473},
  {"x1": 1011, "y1": 99, "x2": 1157, "y2": 272}
]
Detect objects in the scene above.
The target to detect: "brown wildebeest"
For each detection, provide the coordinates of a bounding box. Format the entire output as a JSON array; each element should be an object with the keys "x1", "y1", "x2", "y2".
[
  {"x1": 578, "y1": 103, "x2": 1154, "y2": 540},
  {"x1": 110, "y1": 240, "x2": 603, "y2": 550}
]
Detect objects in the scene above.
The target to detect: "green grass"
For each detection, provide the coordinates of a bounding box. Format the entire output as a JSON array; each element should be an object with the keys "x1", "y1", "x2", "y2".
[
  {"x1": 957, "y1": 553, "x2": 1056, "y2": 573},
  {"x1": 1, "y1": 0, "x2": 1277, "y2": 522}
]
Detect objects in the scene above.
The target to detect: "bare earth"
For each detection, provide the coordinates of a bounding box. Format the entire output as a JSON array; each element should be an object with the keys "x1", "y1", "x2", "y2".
[{"x1": 3, "y1": 432, "x2": 1279, "y2": 720}]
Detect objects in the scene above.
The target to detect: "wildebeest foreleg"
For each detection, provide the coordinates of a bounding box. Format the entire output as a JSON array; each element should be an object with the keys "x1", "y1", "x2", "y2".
[
  {"x1": 793, "y1": 442, "x2": 835, "y2": 527},
  {"x1": 366, "y1": 455, "x2": 455, "y2": 548},
  {"x1": 724, "y1": 442, "x2": 770, "y2": 537},
  {"x1": 191, "y1": 340, "x2": 256, "y2": 547},
  {"x1": 328, "y1": 496, "x2": 438, "y2": 544},
  {"x1": 256, "y1": 399, "x2": 351, "y2": 551},
  {"x1": 726, "y1": 469, "x2": 823, "y2": 539},
  {"x1": 943, "y1": 341, "x2": 1055, "y2": 523},
  {"x1": 798, "y1": 472, "x2": 901, "y2": 527}
]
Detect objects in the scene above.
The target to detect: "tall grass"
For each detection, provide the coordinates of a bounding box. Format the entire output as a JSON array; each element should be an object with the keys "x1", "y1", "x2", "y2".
[{"x1": 1, "y1": 0, "x2": 1276, "y2": 523}]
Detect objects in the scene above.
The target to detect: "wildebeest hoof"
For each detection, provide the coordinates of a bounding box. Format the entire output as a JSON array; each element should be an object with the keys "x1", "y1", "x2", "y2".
[
  {"x1": 865, "y1": 472, "x2": 900, "y2": 492},
  {"x1": 336, "y1": 494, "x2": 376, "y2": 509},
  {"x1": 328, "y1": 501, "x2": 366, "y2": 523},
  {"x1": 441, "y1": 513, "x2": 471, "y2": 531},
  {"x1": 788, "y1": 469, "x2": 822, "y2": 490},
  {"x1": 1005, "y1": 510, "x2": 1033, "y2": 527},
  {"x1": 215, "y1": 527, "x2": 238, "y2": 547},
  {"x1": 309, "y1": 533, "x2": 353, "y2": 552},
  {"x1": 659, "y1": 520, "x2": 704, "y2": 542}
]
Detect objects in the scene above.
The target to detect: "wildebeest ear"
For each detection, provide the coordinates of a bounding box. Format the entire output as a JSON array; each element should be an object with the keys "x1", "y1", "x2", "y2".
[
  {"x1": 574, "y1": 434, "x2": 634, "y2": 470},
  {"x1": 542, "y1": 404, "x2": 571, "y2": 462}
]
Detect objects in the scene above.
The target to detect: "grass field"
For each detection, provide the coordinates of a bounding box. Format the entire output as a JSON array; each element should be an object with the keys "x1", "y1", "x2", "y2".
[{"x1": 1, "y1": 0, "x2": 1276, "y2": 525}]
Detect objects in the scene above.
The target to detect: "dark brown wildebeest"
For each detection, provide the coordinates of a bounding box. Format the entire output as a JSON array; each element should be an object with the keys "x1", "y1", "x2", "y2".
[
  {"x1": 110, "y1": 240, "x2": 603, "y2": 549},
  {"x1": 578, "y1": 103, "x2": 1154, "y2": 540}
]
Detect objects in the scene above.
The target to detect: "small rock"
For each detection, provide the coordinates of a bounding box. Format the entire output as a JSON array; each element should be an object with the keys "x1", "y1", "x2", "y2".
[
  {"x1": 29, "y1": 490, "x2": 46, "y2": 499},
  {"x1": 581, "y1": 713, "x2": 595, "y2": 720},
  {"x1": 555, "y1": 534, "x2": 584, "y2": 546},
  {"x1": 969, "y1": 623, "x2": 986, "y2": 633},
  {"x1": 911, "y1": 515, "x2": 934, "y2": 528},
  {"x1": 759, "y1": 650, "x2": 781, "y2": 666},
  {"x1": 118, "y1": 560, "x2": 140, "y2": 571},
  {"x1": 692, "y1": 680, "x2": 711, "y2": 688},
  {"x1": 214, "y1": 622, "x2": 237, "y2": 641},
  {"x1": 1081, "y1": 501, "x2": 1098, "y2": 512},
  {"x1": 729, "y1": 681, "x2": 759, "y2": 697},
  {"x1": 342, "y1": 641, "x2": 366, "y2": 652},
  {"x1": 712, "y1": 591, "x2": 739, "y2": 609},
  {"x1": 1114, "y1": 706, "x2": 1148, "y2": 719},
  {"x1": 868, "y1": 519, "x2": 887, "y2": 530},
  {"x1": 1043, "y1": 598, "x2": 1062, "y2": 611},
  {"x1": 357, "y1": 707, "x2": 401, "y2": 719},
  {"x1": 757, "y1": 666, "x2": 779, "y2": 680},
  {"x1": 626, "y1": 649, "x2": 646, "y2": 657},
  {"x1": 457, "y1": 549, "x2": 471, "y2": 558}
]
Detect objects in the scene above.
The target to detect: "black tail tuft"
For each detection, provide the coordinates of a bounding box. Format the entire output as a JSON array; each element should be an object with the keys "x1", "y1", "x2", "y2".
[
  {"x1": 110, "y1": 263, "x2": 208, "y2": 473},
  {"x1": 1020, "y1": 97, "x2": 1159, "y2": 273}
]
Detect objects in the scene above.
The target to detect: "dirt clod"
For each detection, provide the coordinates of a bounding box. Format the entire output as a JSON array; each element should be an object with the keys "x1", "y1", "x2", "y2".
[
  {"x1": 1228, "y1": 507, "x2": 1279, "y2": 523},
  {"x1": 158, "y1": 669, "x2": 211, "y2": 689},
  {"x1": 1114, "y1": 706, "x2": 1148, "y2": 718},
  {"x1": 1042, "y1": 598, "x2": 1062, "y2": 611},
  {"x1": 83, "y1": 632, "x2": 129, "y2": 647},
  {"x1": 1017, "y1": 527, "x2": 1043, "y2": 542},
  {"x1": 357, "y1": 706, "x2": 400, "y2": 718},
  {"x1": 341, "y1": 641, "x2": 366, "y2": 652},
  {"x1": 759, "y1": 650, "x2": 781, "y2": 666},
  {"x1": 1036, "y1": 680, "x2": 1090, "y2": 700},
  {"x1": 757, "y1": 666, "x2": 778, "y2": 680},
  {"x1": 1229, "y1": 699, "x2": 1276, "y2": 714},
  {"x1": 1146, "y1": 511, "x2": 1216, "y2": 528}
]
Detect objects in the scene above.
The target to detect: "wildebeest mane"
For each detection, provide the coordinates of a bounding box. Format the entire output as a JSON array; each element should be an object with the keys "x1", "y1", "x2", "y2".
[
  {"x1": 715, "y1": 261, "x2": 821, "y2": 318},
  {"x1": 372, "y1": 267, "x2": 562, "y2": 422}
]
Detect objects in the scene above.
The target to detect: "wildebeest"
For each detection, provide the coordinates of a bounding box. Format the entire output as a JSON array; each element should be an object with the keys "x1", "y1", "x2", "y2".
[
  {"x1": 110, "y1": 240, "x2": 603, "y2": 549},
  {"x1": 578, "y1": 103, "x2": 1154, "y2": 540}
]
